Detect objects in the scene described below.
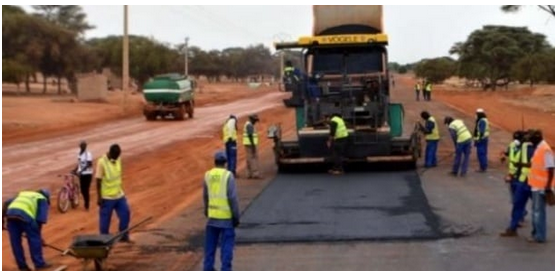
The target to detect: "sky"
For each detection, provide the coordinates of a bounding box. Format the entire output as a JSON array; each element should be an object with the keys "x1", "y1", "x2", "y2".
[{"x1": 21, "y1": 5, "x2": 556, "y2": 64}]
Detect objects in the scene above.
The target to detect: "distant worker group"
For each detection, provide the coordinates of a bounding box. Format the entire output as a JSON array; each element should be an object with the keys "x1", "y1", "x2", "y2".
[{"x1": 415, "y1": 80, "x2": 433, "y2": 101}]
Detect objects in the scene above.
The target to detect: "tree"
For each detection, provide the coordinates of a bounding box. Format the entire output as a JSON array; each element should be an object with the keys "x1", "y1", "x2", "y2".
[
  {"x1": 502, "y1": 5, "x2": 555, "y2": 17},
  {"x1": 450, "y1": 25, "x2": 552, "y2": 90},
  {"x1": 414, "y1": 57, "x2": 456, "y2": 83},
  {"x1": 32, "y1": 5, "x2": 94, "y2": 35},
  {"x1": 3, "y1": 59, "x2": 29, "y2": 90}
]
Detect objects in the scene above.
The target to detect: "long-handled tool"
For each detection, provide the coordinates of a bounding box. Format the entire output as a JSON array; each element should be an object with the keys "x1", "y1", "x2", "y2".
[{"x1": 104, "y1": 216, "x2": 153, "y2": 245}]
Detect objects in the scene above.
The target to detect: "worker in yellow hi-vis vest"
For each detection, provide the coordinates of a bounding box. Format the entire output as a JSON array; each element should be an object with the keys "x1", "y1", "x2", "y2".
[
  {"x1": 203, "y1": 151, "x2": 240, "y2": 271},
  {"x1": 327, "y1": 113, "x2": 349, "y2": 175},
  {"x1": 243, "y1": 114, "x2": 261, "y2": 179},
  {"x1": 96, "y1": 144, "x2": 131, "y2": 243},
  {"x1": 2, "y1": 189, "x2": 52, "y2": 270}
]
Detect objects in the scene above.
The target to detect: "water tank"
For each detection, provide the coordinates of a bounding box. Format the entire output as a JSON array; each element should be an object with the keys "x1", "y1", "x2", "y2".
[{"x1": 312, "y1": 5, "x2": 384, "y2": 36}]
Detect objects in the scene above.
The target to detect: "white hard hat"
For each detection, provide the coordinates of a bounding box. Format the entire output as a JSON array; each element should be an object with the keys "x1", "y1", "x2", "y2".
[{"x1": 476, "y1": 108, "x2": 484, "y2": 113}]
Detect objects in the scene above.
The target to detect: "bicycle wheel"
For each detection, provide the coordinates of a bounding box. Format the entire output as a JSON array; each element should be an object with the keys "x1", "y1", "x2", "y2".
[
  {"x1": 71, "y1": 183, "x2": 80, "y2": 208},
  {"x1": 57, "y1": 187, "x2": 70, "y2": 213}
]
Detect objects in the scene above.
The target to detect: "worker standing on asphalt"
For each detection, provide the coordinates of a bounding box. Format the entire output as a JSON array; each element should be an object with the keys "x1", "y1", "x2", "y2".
[
  {"x1": 415, "y1": 81, "x2": 421, "y2": 101},
  {"x1": 243, "y1": 114, "x2": 261, "y2": 179},
  {"x1": 501, "y1": 130, "x2": 524, "y2": 201},
  {"x1": 203, "y1": 151, "x2": 240, "y2": 271},
  {"x1": 473, "y1": 108, "x2": 490, "y2": 172},
  {"x1": 424, "y1": 81, "x2": 433, "y2": 101},
  {"x1": 73, "y1": 140, "x2": 93, "y2": 211},
  {"x1": 526, "y1": 130, "x2": 554, "y2": 243},
  {"x1": 444, "y1": 116, "x2": 472, "y2": 177},
  {"x1": 500, "y1": 130, "x2": 534, "y2": 237},
  {"x1": 327, "y1": 113, "x2": 349, "y2": 175},
  {"x1": 96, "y1": 144, "x2": 132, "y2": 243},
  {"x1": 2, "y1": 189, "x2": 52, "y2": 271},
  {"x1": 419, "y1": 111, "x2": 440, "y2": 168},
  {"x1": 222, "y1": 115, "x2": 238, "y2": 177}
]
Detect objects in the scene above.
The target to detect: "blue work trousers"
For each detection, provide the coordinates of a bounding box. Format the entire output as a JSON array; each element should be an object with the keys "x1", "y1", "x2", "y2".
[
  {"x1": 416, "y1": 90, "x2": 420, "y2": 101},
  {"x1": 203, "y1": 225, "x2": 235, "y2": 271},
  {"x1": 424, "y1": 140, "x2": 439, "y2": 167},
  {"x1": 476, "y1": 138, "x2": 489, "y2": 171},
  {"x1": 225, "y1": 141, "x2": 237, "y2": 176},
  {"x1": 508, "y1": 181, "x2": 531, "y2": 230},
  {"x1": 452, "y1": 140, "x2": 471, "y2": 175},
  {"x1": 7, "y1": 219, "x2": 47, "y2": 270},
  {"x1": 531, "y1": 191, "x2": 547, "y2": 242},
  {"x1": 99, "y1": 197, "x2": 131, "y2": 240}
]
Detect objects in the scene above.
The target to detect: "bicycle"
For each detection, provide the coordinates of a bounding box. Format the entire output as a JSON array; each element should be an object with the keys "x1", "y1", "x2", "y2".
[{"x1": 57, "y1": 173, "x2": 80, "y2": 213}]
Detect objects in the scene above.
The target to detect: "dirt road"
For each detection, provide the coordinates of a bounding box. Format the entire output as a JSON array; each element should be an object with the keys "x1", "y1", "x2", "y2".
[{"x1": 2, "y1": 92, "x2": 285, "y2": 198}]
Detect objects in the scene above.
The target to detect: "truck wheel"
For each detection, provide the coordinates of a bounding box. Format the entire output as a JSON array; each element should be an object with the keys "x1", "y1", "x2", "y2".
[
  {"x1": 187, "y1": 100, "x2": 194, "y2": 118},
  {"x1": 144, "y1": 111, "x2": 156, "y2": 121},
  {"x1": 175, "y1": 105, "x2": 186, "y2": 120}
]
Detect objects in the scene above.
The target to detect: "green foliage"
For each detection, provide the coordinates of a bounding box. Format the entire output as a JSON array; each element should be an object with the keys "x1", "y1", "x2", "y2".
[
  {"x1": 32, "y1": 5, "x2": 94, "y2": 34},
  {"x1": 501, "y1": 5, "x2": 555, "y2": 16},
  {"x1": 414, "y1": 57, "x2": 456, "y2": 83},
  {"x1": 397, "y1": 66, "x2": 408, "y2": 74},
  {"x1": 450, "y1": 25, "x2": 553, "y2": 90},
  {"x1": 2, "y1": 59, "x2": 29, "y2": 88}
]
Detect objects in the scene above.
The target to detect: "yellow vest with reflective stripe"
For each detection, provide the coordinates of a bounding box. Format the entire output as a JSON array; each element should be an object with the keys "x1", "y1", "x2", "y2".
[
  {"x1": 425, "y1": 116, "x2": 440, "y2": 140},
  {"x1": 518, "y1": 142, "x2": 532, "y2": 182},
  {"x1": 222, "y1": 119, "x2": 237, "y2": 143},
  {"x1": 449, "y1": 120, "x2": 472, "y2": 143},
  {"x1": 331, "y1": 116, "x2": 349, "y2": 139},
  {"x1": 425, "y1": 83, "x2": 432, "y2": 92},
  {"x1": 99, "y1": 155, "x2": 124, "y2": 199},
  {"x1": 415, "y1": 84, "x2": 421, "y2": 91},
  {"x1": 507, "y1": 141, "x2": 521, "y2": 175},
  {"x1": 205, "y1": 168, "x2": 232, "y2": 219},
  {"x1": 475, "y1": 118, "x2": 490, "y2": 140},
  {"x1": 242, "y1": 121, "x2": 258, "y2": 146},
  {"x1": 8, "y1": 191, "x2": 46, "y2": 219}
]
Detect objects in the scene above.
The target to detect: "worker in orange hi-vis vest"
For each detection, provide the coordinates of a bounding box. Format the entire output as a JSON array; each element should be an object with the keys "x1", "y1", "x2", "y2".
[{"x1": 526, "y1": 130, "x2": 554, "y2": 243}]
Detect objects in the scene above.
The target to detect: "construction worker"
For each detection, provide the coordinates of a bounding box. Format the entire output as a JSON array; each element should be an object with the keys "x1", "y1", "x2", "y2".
[
  {"x1": 500, "y1": 130, "x2": 534, "y2": 237},
  {"x1": 243, "y1": 114, "x2": 261, "y2": 179},
  {"x1": 473, "y1": 108, "x2": 490, "y2": 172},
  {"x1": 96, "y1": 144, "x2": 131, "y2": 243},
  {"x1": 500, "y1": 130, "x2": 524, "y2": 201},
  {"x1": 414, "y1": 81, "x2": 421, "y2": 101},
  {"x1": 419, "y1": 111, "x2": 439, "y2": 168},
  {"x1": 327, "y1": 113, "x2": 349, "y2": 175},
  {"x1": 424, "y1": 80, "x2": 433, "y2": 101},
  {"x1": 203, "y1": 151, "x2": 240, "y2": 271},
  {"x1": 444, "y1": 116, "x2": 472, "y2": 177},
  {"x1": 2, "y1": 189, "x2": 52, "y2": 271},
  {"x1": 283, "y1": 60, "x2": 300, "y2": 85},
  {"x1": 73, "y1": 140, "x2": 93, "y2": 211},
  {"x1": 526, "y1": 130, "x2": 554, "y2": 243},
  {"x1": 222, "y1": 115, "x2": 238, "y2": 177}
]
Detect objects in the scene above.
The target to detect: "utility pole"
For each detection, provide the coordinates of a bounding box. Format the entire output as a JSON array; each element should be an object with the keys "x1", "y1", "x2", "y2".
[
  {"x1": 122, "y1": 5, "x2": 129, "y2": 112},
  {"x1": 183, "y1": 37, "x2": 189, "y2": 77}
]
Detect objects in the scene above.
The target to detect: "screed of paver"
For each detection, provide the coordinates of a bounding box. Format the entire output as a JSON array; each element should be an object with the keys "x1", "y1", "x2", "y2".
[{"x1": 236, "y1": 171, "x2": 444, "y2": 243}]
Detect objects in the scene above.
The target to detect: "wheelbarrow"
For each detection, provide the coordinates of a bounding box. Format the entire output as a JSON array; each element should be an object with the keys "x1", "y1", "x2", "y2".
[{"x1": 61, "y1": 216, "x2": 152, "y2": 271}]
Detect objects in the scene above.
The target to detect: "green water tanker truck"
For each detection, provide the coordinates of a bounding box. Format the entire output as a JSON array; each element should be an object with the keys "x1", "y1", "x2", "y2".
[{"x1": 142, "y1": 74, "x2": 195, "y2": 121}]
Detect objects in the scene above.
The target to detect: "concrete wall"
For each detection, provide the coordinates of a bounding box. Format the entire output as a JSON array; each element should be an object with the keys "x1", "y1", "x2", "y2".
[{"x1": 77, "y1": 73, "x2": 108, "y2": 101}]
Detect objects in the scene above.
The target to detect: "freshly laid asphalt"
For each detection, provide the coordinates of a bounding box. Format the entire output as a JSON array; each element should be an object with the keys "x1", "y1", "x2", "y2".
[{"x1": 237, "y1": 171, "x2": 446, "y2": 243}]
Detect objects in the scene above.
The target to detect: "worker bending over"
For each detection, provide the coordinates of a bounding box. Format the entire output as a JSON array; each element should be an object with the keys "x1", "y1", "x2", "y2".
[
  {"x1": 3, "y1": 189, "x2": 52, "y2": 271},
  {"x1": 444, "y1": 116, "x2": 472, "y2": 177}
]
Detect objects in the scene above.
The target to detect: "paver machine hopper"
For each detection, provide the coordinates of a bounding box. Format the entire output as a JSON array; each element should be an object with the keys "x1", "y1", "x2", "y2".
[{"x1": 268, "y1": 5, "x2": 422, "y2": 171}]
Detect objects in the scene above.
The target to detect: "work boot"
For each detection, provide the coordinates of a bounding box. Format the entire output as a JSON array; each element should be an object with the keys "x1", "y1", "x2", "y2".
[
  {"x1": 499, "y1": 228, "x2": 517, "y2": 237},
  {"x1": 526, "y1": 236, "x2": 545, "y2": 243},
  {"x1": 448, "y1": 171, "x2": 458, "y2": 177},
  {"x1": 329, "y1": 169, "x2": 343, "y2": 175},
  {"x1": 18, "y1": 267, "x2": 31, "y2": 271}
]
